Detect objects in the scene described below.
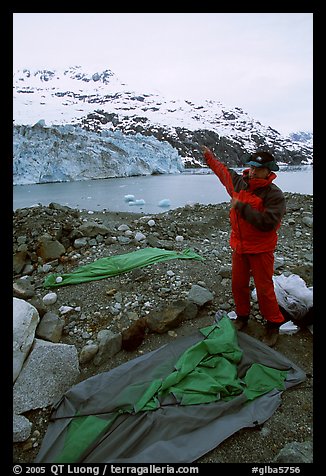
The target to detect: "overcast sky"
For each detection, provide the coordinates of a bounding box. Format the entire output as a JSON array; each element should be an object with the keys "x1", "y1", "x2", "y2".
[{"x1": 13, "y1": 12, "x2": 313, "y2": 135}]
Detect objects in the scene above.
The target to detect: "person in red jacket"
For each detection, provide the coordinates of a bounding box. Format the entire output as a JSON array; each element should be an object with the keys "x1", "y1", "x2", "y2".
[{"x1": 202, "y1": 146, "x2": 286, "y2": 346}]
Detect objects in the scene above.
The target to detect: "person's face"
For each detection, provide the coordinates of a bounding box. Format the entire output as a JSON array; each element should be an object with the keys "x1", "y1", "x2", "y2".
[{"x1": 248, "y1": 166, "x2": 270, "y2": 179}]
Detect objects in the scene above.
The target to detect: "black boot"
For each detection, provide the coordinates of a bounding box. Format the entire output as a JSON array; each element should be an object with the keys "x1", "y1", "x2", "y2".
[
  {"x1": 261, "y1": 321, "x2": 282, "y2": 347},
  {"x1": 233, "y1": 315, "x2": 249, "y2": 331}
]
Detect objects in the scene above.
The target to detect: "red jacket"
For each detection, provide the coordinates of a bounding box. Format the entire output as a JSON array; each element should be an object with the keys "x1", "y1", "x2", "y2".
[{"x1": 204, "y1": 149, "x2": 286, "y2": 254}]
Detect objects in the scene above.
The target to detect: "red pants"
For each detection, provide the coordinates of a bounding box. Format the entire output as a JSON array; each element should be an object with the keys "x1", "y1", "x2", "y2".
[{"x1": 232, "y1": 251, "x2": 284, "y2": 324}]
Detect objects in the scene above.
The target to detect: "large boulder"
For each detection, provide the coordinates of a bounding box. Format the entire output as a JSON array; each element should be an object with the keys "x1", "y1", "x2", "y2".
[{"x1": 13, "y1": 298, "x2": 40, "y2": 383}]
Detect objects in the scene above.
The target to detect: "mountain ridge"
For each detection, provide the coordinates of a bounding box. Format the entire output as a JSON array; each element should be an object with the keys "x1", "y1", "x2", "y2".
[{"x1": 13, "y1": 66, "x2": 313, "y2": 185}]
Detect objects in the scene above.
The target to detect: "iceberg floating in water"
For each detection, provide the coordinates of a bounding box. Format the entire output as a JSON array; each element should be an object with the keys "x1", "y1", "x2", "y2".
[
  {"x1": 129, "y1": 199, "x2": 146, "y2": 206},
  {"x1": 124, "y1": 194, "x2": 136, "y2": 202},
  {"x1": 158, "y1": 199, "x2": 171, "y2": 208}
]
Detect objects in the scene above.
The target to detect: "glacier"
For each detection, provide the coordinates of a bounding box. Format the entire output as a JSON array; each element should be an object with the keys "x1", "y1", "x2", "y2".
[{"x1": 13, "y1": 123, "x2": 184, "y2": 185}]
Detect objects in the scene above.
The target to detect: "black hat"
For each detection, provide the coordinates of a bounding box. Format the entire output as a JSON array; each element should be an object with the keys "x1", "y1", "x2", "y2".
[{"x1": 245, "y1": 151, "x2": 279, "y2": 171}]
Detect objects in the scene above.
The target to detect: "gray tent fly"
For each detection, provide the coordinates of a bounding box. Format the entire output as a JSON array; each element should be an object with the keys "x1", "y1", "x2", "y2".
[{"x1": 35, "y1": 317, "x2": 306, "y2": 463}]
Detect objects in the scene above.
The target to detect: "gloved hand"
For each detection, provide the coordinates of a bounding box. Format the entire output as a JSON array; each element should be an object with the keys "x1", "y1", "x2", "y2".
[{"x1": 201, "y1": 146, "x2": 215, "y2": 163}]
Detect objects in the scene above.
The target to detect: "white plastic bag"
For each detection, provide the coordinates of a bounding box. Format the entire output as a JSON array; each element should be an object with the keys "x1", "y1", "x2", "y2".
[{"x1": 252, "y1": 273, "x2": 313, "y2": 319}]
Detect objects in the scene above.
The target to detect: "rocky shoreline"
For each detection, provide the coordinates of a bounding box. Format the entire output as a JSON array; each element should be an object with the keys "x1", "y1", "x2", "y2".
[{"x1": 13, "y1": 192, "x2": 313, "y2": 464}]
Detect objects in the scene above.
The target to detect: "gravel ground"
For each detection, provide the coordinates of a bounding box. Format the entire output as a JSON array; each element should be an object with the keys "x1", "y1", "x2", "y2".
[{"x1": 13, "y1": 192, "x2": 313, "y2": 464}]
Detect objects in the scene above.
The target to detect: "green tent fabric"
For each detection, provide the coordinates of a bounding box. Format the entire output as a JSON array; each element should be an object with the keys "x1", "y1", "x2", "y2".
[
  {"x1": 134, "y1": 320, "x2": 245, "y2": 412},
  {"x1": 36, "y1": 317, "x2": 290, "y2": 463},
  {"x1": 44, "y1": 247, "x2": 204, "y2": 288}
]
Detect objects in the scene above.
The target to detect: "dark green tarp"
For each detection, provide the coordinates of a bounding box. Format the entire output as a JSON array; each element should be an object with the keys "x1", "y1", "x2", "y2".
[
  {"x1": 44, "y1": 247, "x2": 204, "y2": 287},
  {"x1": 35, "y1": 317, "x2": 306, "y2": 463}
]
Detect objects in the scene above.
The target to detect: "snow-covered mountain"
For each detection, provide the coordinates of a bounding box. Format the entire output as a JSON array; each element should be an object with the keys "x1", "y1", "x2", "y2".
[
  {"x1": 13, "y1": 66, "x2": 313, "y2": 185},
  {"x1": 288, "y1": 131, "x2": 313, "y2": 146}
]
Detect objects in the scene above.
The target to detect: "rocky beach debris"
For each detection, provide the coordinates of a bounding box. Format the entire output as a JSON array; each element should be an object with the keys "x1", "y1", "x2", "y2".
[{"x1": 13, "y1": 192, "x2": 313, "y2": 463}]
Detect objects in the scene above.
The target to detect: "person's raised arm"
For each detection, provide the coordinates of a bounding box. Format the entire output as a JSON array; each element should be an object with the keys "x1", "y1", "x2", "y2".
[{"x1": 201, "y1": 146, "x2": 235, "y2": 198}]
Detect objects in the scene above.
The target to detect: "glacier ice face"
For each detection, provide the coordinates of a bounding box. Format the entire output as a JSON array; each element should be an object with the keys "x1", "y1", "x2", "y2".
[{"x1": 13, "y1": 124, "x2": 184, "y2": 185}]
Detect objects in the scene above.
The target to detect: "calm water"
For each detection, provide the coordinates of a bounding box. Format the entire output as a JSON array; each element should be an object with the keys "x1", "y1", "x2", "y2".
[{"x1": 13, "y1": 166, "x2": 313, "y2": 214}]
